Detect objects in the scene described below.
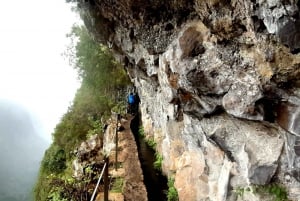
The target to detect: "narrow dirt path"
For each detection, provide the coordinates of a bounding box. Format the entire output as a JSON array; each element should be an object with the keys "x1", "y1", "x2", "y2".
[{"x1": 96, "y1": 115, "x2": 147, "y2": 201}]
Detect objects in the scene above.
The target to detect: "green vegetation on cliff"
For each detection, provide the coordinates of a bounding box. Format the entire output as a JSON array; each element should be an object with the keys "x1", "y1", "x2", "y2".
[{"x1": 34, "y1": 25, "x2": 130, "y2": 201}]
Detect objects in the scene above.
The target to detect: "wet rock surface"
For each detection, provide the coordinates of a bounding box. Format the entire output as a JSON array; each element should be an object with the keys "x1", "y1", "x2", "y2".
[{"x1": 74, "y1": 0, "x2": 300, "y2": 200}]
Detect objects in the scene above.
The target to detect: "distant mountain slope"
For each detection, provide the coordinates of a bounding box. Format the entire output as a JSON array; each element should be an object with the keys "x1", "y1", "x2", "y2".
[{"x1": 0, "y1": 99, "x2": 48, "y2": 201}]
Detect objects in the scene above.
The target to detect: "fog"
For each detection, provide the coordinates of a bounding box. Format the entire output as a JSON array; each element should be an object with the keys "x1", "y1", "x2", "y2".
[
  {"x1": 0, "y1": 1, "x2": 81, "y2": 200},
  {"x1": 0, "y1": 0, "x2": 81, "y2": 142},
  {"x1": 0, "y1": 99, "x2": 49, "y2": 201}
]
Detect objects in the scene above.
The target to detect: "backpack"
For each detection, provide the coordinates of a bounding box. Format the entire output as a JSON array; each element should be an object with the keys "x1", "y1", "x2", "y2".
[{"x1": 128, "y1": 95, "x2": 135, "y2": 104}]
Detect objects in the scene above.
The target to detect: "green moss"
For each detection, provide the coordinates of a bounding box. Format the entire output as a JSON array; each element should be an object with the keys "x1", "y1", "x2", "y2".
[{"x1": 111, "y1": 177, "x2": 124, "y2": 193}]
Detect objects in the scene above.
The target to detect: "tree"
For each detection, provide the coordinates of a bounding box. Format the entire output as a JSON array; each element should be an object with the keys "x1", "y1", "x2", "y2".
[{"x1": 41, "y1": 145, "x2": 66, "y2": 174}]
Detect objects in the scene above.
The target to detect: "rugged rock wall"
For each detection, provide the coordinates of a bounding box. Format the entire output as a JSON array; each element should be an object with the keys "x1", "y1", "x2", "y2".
[{"x1": 78, "y1": 0, "x2": 300, "y2": 200}]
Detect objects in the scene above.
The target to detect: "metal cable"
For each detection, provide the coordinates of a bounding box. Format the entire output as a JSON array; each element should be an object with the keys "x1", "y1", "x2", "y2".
[{"x1": 90, "y1": 162, "x2": 107, "y2": 201}]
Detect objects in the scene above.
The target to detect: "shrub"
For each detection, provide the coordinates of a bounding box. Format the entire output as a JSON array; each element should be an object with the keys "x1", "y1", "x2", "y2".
[
  {"x1": 167, "y1": 178, "x2": 179, "y2": 201},
  {"x1": 153, "y1": 153, "x2": 163, "y2": 171},
  {"x1": 254, "y1": 184, "x2": 288, "y2": 201},
  {"x1": 146, "y1": 137, "x2": 157, "y2": 150},
  {"x1": 41, "y1": 145, "x2": 66, "y2": 174},
  {"x1": 234, "y1": 184, "x2": 288, "y2": 201},
  {"x1": 138, "y1": 126, "x2": 145, "y2": 137}
]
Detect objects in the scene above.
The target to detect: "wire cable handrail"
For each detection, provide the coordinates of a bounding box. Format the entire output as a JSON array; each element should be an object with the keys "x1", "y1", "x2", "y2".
[
  {"x1": 90, "y1": 162, "x2": 107, "y2": 201},
  {"x1": 90, "y1": 114, "x2": 120, "y2": 201}
]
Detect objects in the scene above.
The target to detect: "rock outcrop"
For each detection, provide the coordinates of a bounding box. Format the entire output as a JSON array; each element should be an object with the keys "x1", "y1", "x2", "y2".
[
  {"x1": 72, "y1": 134, "x2": 104, "y2": 179},
  {"x1": 76, "y1": 0, "x2": 300, "y2": 200}
]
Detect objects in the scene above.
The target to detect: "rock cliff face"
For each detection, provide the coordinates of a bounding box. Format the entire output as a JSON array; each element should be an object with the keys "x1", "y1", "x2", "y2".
[{"x1": 78, "y1": 0, "x2": 300, "y2": 200}]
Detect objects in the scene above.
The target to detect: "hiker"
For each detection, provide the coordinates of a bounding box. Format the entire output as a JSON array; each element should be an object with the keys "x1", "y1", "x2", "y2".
[
  {"x1": 133, "y1": 92, "x2": 140, "y2": 113},
  {"x1": 127, "y1": 92, "x2": 136, "y2": 114}
]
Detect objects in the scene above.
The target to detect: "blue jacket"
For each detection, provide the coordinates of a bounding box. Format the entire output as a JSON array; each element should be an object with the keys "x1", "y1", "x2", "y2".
[{"x1": 128, "y1": 94, "x2": 135, "y2": 104}]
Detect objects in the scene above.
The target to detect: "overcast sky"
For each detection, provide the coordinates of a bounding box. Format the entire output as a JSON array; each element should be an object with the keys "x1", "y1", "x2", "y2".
[{"x1": 0, "y1": 0, "x2": 81, "y2": 141}]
